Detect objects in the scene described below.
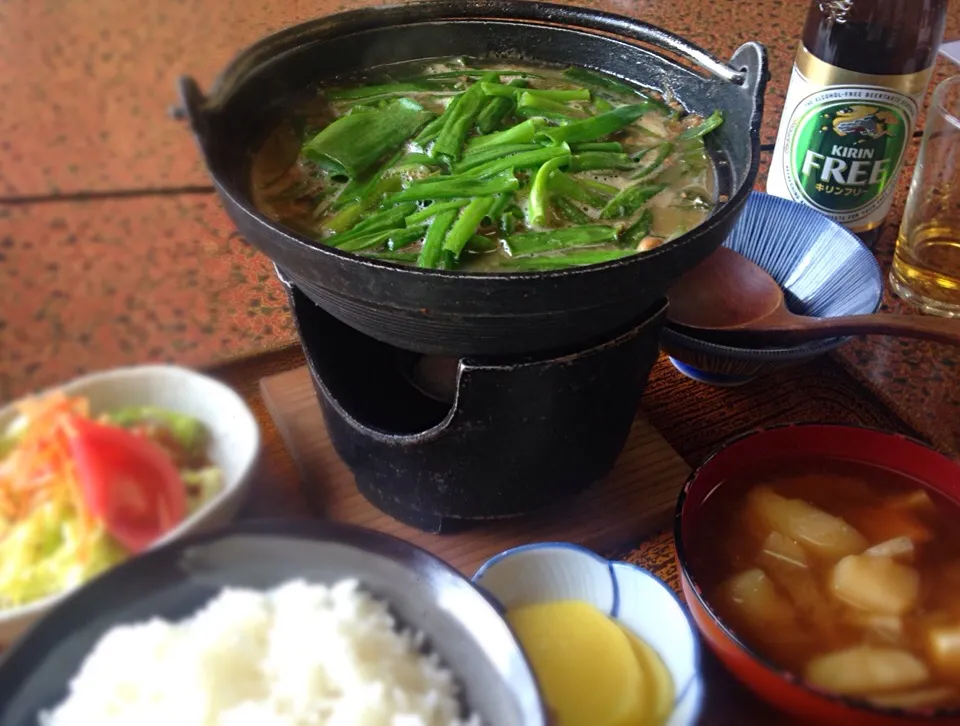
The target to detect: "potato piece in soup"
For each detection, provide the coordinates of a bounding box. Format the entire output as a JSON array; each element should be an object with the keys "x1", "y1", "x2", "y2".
[
  {"x1": 805, "y1": 646, "x2": 929, "y2": 695},
  {"x1": 867, "y1": 686, "x2": 956, "y2": 709},
  {"x1": 864, "y1": 536, "x2": 915, "y2": 563},
  {"x1": 758, "y1": 531, "x2": 808, "y2": 570},
  {"x1": 926, "y1": 624, "x2": 960, "y2": 676},
  {"x1": 758, "y1": 533, "x2": 838, "y2": 634},
  {"x1": 830, "y1": 555, "x2": 920, "y2": 616},
  {"x1": 886, "y1": 489, "x2": 936, "y2": 515},
  {"x1": 719, "y1": 568, "x2": 797, "y2": 632},
  {"x1": 746, "y1": 487, "x2": 868, "y2": 562},
  {"x1": 850, "y1": 613, "x2": 906, "y2": 646}
]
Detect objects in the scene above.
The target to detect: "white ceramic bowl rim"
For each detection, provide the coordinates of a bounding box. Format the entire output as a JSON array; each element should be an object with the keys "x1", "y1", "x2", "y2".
[
  {"x1": 473, "y1": 542, "x2": 702, "y2": 709},
  {"x1": 0, "y1": 364, "x2": 259, "y2": 624}
]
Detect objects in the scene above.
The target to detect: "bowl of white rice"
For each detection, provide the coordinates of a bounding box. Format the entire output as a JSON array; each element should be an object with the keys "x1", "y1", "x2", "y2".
[{"x1": 0, "y1": 520, "x2": 546, "y2": 726}]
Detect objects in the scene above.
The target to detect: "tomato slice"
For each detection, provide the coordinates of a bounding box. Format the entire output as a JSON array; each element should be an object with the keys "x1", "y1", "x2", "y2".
[{"x1": 66, "y1": 416, "x2": 187, "y2": 553}]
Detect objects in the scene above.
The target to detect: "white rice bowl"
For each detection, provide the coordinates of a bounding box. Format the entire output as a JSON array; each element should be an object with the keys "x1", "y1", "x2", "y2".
[{"x1": 40, "y1": 579, "x2": 480, "y2": 726}]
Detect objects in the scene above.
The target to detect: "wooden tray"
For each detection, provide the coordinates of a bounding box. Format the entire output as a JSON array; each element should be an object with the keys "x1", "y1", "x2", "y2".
[{"x1": 260, "y1": 366, "x2": 690, "y2": 574}]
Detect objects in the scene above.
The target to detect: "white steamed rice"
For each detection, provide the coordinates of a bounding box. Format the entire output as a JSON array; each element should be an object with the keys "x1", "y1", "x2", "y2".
[{"x1": 41, "y1": 579, "x2": 480, "y2": 726}]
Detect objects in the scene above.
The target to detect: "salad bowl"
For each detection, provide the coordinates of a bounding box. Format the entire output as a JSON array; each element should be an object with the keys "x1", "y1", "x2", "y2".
[{"x1": 0, "y1": 365, "x2": 260, "y2": 647}]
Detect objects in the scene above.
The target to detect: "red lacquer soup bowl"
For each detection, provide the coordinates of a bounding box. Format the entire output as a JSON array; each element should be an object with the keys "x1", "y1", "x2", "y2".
[{"x1": 674, "y1": 424, "x2": 960, "y2": 725}]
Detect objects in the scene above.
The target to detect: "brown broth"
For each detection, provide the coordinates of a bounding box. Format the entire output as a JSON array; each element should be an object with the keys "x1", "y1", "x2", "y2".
[
  {"x1": 249, "y1": 58, "x2": 716, "y2": 272},
  {"x1": 688, "y1": 457, "x2": 960, "y2": 709}
]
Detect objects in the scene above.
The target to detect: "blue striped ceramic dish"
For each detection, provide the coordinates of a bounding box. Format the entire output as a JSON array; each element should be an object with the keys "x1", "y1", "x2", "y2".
[{"x1": 662, "y1": 192, "x2": 883, "y2": 386}]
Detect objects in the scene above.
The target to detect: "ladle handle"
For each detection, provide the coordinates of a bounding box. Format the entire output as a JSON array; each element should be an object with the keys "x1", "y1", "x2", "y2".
[{"x1": 757, "y1": 313, "x2": 960, "y2": 347}]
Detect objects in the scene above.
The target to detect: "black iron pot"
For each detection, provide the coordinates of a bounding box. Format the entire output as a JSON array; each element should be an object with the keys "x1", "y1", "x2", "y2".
[
  {"x1": 280, "y1": 266, "x2": 667, "y2": 531},
  {"x1": 180, "y1": 0, "x2": 767, "y2": 357}
]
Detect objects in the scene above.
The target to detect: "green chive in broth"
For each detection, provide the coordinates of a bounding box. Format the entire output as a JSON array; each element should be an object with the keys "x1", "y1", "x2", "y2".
[{"x1": 251, "y1": 57, "x2": 721, "y2": 273}]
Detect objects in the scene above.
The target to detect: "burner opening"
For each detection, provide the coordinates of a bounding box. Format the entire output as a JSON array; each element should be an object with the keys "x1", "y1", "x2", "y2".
[
  {"x1": 293, "y1": 288, "x2": 454, "y2": 435},
  {"x1": 405, "y1": 355, "x2": 459, "y2": 404}
]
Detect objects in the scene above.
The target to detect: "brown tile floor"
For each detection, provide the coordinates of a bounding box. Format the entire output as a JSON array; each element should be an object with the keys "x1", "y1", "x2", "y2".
[
  {"x1": 0, "y1": 196, "x2": 292, "y2": 401},
  {"x1": 830, "y1": 140, "x2": 960, "y2": 454},
  {"x1": 837, "y1": 230, "x2": 960, "y2": 455},
  {"x1": 1, "y1": 0, "x2": 960, "y2": 456},
  {"x1": 0, "y1": 0, "x2": 812, "y2": 197}
]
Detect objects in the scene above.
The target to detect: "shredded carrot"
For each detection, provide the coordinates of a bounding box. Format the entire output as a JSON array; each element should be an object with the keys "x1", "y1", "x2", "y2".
[{"x1": 0, "y1": 392, "x2": 96, "y2": 558}]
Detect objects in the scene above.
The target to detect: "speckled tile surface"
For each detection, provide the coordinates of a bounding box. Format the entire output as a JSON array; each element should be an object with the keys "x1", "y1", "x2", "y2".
[
  {"x1": 832, "y1": 154, "x2": 960, "y2": 455},
  {"x1": 9, "y1": 0, "x2": 950, "y2": 196},
  {"x1": 0, "y1": 196, "x2": 294, "y2": 401},
  {"x1": 0, "y1": 0, "x2": 384, "y2": 196},
  {"x1": 1, "y1": 0, "x2": 960, "y2": 460}
]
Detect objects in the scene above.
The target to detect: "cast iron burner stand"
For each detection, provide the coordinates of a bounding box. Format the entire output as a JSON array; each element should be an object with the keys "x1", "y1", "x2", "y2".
[{"x1": 282, "y1": 272, "x2": 667, "y2": 534}]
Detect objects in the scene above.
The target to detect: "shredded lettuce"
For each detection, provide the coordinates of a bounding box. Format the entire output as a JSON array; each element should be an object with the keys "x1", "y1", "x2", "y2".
[
  {"x1": 181, "y1": 466, "x2": 224, "y2": 512},
  {"x1": 0, "y1": 399, "x2": 224, "y2": 610},
  {"x1": 0, "y1": 500, "x2": 125, "y2": 607},
  {"x1": 107, "y1": 406, "x2": 210, "y2": 461},
  {"x1": 0, "y1": 415, "x2": 27, "y2": 461}
]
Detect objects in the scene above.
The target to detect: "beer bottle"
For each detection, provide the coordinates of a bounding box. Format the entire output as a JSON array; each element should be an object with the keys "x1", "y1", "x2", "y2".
[{"x1": 767, "y1": 0, "x2": 948, "y2": 246}]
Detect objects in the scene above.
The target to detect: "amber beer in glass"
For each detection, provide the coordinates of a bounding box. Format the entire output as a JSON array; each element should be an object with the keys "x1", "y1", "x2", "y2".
[
  {"x1": 767, "y1": 0, "x2": 947, "y2": 247},
  {"x1": 891, "y1": 77, "x2": 960, "y2": 316}
]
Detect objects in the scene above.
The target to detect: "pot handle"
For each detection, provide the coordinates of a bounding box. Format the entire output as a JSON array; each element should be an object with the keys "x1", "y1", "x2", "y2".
[
  {"x1": 728, "y1": 41, "x2": 770, "y2": 138},
  {"x1": 273, "y1": 263, "x2": 294, "y2": 290},
  {"x1": 175, "y1": 75, "x2": 213, "y2": 149},
  {"x1": 516, "y1": 2, "x2": 749, "y2": 84}
]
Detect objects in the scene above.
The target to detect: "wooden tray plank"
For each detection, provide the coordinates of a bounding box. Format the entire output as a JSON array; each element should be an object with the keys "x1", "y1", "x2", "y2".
[{"x1": 260, "y1": 366, "x2": 690, "y2": 574}]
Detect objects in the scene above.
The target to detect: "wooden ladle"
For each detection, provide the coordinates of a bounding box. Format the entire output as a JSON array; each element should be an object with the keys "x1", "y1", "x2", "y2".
[{"x1": 666, "y1": 247, "x2": 960, "y2": 347}]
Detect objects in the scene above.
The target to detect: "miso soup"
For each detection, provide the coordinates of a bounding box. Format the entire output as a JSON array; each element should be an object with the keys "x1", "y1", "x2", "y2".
[
  {"x1": 688, "y1": 459, "x2": 960, "y2": 710},
  {"x1": 250, "y1": 57, "x2": 720, "y2": 273}
]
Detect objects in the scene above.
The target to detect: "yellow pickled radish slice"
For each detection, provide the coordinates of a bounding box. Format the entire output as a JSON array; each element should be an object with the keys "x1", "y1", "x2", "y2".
[
  {"x1": 618, "y1": 623, "x2": 675, "y2": 726},
  {"x1": 508, "y1": 600, "x2": 646, "y2": 726}
]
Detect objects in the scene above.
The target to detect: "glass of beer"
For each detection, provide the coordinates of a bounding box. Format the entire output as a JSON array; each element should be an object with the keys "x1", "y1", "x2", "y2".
[{"x1": 891, "y1": 76, "x2": 960, "y2": 316}]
